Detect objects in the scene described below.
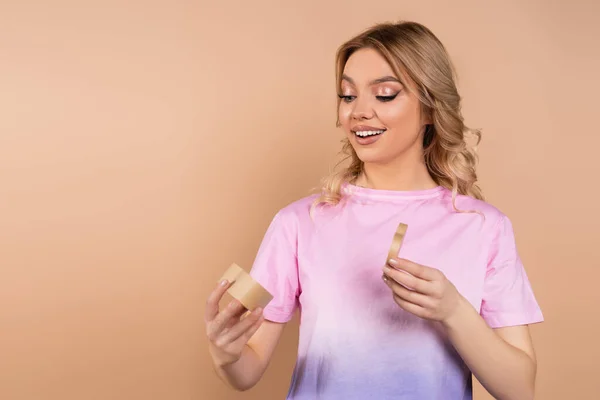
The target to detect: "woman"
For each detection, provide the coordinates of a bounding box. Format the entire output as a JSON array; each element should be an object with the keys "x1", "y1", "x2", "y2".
[{"x1": 205, "y1": 21, "x2": 543, "y2": 399}]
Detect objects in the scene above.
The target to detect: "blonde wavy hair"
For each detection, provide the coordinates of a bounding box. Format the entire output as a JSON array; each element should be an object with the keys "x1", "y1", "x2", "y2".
[{"x1": 312, "y1": 21, "x2": 484, "y2": 213}]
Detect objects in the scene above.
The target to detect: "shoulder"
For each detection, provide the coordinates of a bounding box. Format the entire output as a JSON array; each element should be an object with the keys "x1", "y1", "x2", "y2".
[
  {"x1": 269, "y1": 193, "x2": 320, "y2": 227},
  {"x1": 279, "y1": 193, "x2": 318, "y2": 214},
  {"x1": 439, "y1": 188, "x2": 512, "y2": 230}
]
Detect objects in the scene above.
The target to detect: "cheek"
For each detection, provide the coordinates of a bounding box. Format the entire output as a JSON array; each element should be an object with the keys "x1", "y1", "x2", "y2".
[
  {"x1": 377, "y1": 104, "x2": 408, "y2": 126},
  {"x1": 378, "y1": 102, "x2": 419, "y2": 133},
  {"x1": 338, "y1": 103, "x2": 352, "y2": 126}
]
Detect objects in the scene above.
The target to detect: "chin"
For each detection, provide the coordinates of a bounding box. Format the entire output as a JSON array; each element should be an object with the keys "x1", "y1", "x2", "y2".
[
  {"x1": 346, "y1": 131, "x2": 391, "y2": 163},
  {"x1": 351, "y1": 146, "x2": 389, "y2": 164},
  {"x1": 348, "y1": 133, "x2": 421, "y2": 166}
]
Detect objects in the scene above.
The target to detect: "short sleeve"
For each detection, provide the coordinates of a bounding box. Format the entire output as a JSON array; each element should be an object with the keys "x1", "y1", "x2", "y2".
[
  {"x1": 249, "y1": 209, "x2": 300, "y2": 323},
  {"x1": 480, "y1": 215, "x2": 544, "y2": 328}
]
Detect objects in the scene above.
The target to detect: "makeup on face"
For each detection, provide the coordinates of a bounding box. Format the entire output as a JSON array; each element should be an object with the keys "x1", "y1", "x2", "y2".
[{"x1": 338, "y1": 75, "x2": 404, "y2": 146}]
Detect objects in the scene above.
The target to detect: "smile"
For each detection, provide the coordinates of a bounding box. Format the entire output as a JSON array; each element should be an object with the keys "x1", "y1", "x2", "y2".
[{"x1": 353, "y1": 129, "x2": 386, "y2": 137}]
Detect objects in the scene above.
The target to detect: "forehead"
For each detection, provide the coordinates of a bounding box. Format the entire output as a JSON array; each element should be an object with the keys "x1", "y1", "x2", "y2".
[{"x1": 342, "y1": 47, "x2": 397, "y2": 82}]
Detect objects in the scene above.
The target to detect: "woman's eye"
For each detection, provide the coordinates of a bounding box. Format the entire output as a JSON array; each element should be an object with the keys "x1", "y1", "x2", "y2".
[
  {"x1": 338, "y1": 94, "x2": 355, "y2": 103},
  {"x1": 376, "y1": 94, "x2": 398, "y2": 102},
  {"x1": 338, "y1": 93, "x2": 398, "y2": 103}
]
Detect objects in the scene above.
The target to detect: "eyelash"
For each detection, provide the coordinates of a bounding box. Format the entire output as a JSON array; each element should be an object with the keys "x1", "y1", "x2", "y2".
[{"x1": 337, "y1": 94, "x2": 399, "y2": 103}]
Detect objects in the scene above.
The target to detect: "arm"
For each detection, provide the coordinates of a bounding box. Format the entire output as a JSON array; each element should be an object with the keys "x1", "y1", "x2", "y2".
[
  {"x1": 205, "y1": 281, "x2": 286, "y2": 391},
  {"x1": 383, "y1": 258, "x2": 540, "y2": 400},
  {"x1": 211, "y1": 320, "x2": 286, "y2": 391},
  {"x1": 442, "y1": 296, "x2": 537, "y2": 400},
  {"x1": 208, "y1": 208, "x2": 301, "y2": 390}
]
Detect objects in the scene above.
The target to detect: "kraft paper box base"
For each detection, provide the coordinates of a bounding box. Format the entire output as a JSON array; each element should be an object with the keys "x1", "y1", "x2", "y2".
[
  {"x1": 219, "y1": 263, "x2": 274, "y2": 311},
  {"x1": 388, "y1": 222, "x2": 408, "y2": 261}
]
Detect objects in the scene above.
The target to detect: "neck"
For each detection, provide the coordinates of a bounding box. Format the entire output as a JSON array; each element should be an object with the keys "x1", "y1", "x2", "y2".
[{"x1": 354, "y1": 155, "x2": 438, "y2": 192}]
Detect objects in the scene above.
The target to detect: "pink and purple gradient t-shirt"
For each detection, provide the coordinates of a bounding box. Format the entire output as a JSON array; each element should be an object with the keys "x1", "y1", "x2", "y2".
[{"x1": 249, "y1": 183, "x2": 543, "y2": 399}]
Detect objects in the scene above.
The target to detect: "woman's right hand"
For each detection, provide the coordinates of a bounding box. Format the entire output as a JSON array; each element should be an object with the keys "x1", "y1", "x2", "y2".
[{"x1": 204, "y1": 280, "x2": 265, "y2": 368}]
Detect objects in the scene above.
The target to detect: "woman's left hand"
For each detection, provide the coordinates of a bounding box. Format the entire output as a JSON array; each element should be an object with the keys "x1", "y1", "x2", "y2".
[{"x1": 382, "y1": 257, "x2": 465, "y2": 324}]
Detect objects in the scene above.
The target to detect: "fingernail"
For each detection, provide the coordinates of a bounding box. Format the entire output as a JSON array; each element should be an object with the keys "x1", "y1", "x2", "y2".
[
  {"x1": 220, "y1": 279, "x2": 228, "y2": 286},
  {"x1": 383, "y1": 265, "x2": 392, "y2": 273},
  {"x1": 388, "y1": 258, "x2": 398, "y2": 266},
  {"x1": 253, "y1": 307, "x2": 263, "y2": 315}
]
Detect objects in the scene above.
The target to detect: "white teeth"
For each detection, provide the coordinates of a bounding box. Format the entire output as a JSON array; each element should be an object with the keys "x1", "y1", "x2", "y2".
[{"x1": 355, "y1": 130, "x2": 384, "y2": 137}]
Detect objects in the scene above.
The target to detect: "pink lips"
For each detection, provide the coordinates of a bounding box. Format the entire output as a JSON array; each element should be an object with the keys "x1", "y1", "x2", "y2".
[
  {"x1": 352, "y1": 125, "x2": 386, "y2": 146},
  {"x1": 351, "y1": 125, "x2": 386, "y2": 133}
]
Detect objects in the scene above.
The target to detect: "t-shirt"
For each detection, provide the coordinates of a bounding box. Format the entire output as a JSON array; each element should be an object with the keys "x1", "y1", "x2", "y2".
[{"x1": 249, "y1": 183, "x2": 544, "y2": 400}]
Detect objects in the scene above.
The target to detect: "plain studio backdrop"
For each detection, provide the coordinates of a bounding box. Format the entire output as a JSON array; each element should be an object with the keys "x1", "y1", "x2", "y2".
[{"x1": 1, "y1": 0, "x2": 598, "y2": 399}]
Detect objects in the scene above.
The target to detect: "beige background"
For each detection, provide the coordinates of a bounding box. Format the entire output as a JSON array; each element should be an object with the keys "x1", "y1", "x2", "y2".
[{"x1": 1, "y1": 0, "x2": 598, "y2": 399}]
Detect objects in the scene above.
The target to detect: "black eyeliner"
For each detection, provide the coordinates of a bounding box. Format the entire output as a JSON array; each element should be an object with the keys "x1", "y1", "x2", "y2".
[{"x1": 376, "y1": 93, "x2": 399, "y2": 102}]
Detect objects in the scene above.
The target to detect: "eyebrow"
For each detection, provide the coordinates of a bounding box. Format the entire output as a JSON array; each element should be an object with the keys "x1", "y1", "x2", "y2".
[{"x1": 341, "y1": 74, "x2": 402, "y2": 85}]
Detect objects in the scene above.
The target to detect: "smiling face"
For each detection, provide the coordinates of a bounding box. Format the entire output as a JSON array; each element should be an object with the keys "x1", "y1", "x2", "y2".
[{"x1": 338, "y1": 47, "x2": 430, "y2": 166}]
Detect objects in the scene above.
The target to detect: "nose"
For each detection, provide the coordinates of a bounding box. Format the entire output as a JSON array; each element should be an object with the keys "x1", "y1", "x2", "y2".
[{"x1": 351, "y1": 97, "x2": 374, "y2": 120}]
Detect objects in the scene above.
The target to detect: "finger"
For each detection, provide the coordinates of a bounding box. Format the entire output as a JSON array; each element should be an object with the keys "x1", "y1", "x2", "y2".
[
  {"x1": 205, "y1": 279, "x2": 233, "y2": 322},
  {"x1": 207, "y1": 299, "x2": 246, "y2": 339},
  {"x1": 388, "y1": 258, "x2": 441, "y2": 281},
  {"x1": 393, "y1": 295, "x2": 429, "y2": 319},
  {"x1": 382, "y1": 274, "x2": 432, "y2": 307},
  {"x1": 235, "y1": 313, "x2": 265, "y2": 345},
  {"x1": 224, "y1": 308, "x2": 250, "y2": 330},
  {"x1": 383, "y1": 265, "x2": 433, "y2": 295},
  {"x1": 221, "y1": 308, "x2": 263, "y2": 344}
]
